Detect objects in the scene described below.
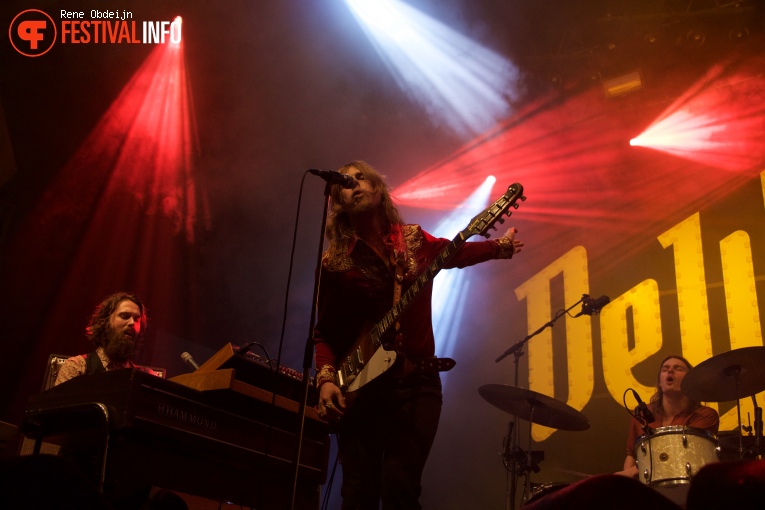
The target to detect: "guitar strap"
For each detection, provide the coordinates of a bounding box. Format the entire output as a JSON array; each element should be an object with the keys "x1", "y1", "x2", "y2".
[
  {"x1": 391, "y1": 253, "x2": 405, "y2": 351},
  {"x1": 390, "y1": 250, "x2": 456, "y2": 377}
]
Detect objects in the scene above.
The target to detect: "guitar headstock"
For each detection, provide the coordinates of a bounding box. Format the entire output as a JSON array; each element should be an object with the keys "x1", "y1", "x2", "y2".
[{"x1": 464, "y1": 183, "x2": 525, "y2": 239}]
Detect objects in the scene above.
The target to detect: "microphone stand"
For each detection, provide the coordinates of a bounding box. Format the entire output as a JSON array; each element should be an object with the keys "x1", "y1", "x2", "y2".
[
  {"x1": 495, "y1": 295, "x2": 587, "y2": 510},
  {"x1": 290, "y1": 182, "x2": 331, "y2": 510}
]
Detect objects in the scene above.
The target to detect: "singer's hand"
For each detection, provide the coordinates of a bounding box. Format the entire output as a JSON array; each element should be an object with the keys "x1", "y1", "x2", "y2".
[
  {"x1": 502, "y1": 227, "x2": 524, "y2": 255},
  {"x1": 317, "y1": 382, "x2": 345, "y2": 421}
]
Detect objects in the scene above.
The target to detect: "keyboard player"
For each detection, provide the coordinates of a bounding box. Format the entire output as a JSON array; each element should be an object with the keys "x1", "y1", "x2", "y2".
[{"x1": 52, "y1": 292, "x2": 186, "y2": 510}]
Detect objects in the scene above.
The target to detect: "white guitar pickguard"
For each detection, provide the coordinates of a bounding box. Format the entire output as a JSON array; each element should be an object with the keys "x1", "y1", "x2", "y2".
[{"x1": 346, "y1": 348, "x2": 397, "y2": 393}]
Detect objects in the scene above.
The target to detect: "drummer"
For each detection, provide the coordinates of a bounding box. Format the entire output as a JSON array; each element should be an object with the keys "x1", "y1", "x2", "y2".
[{"x1": 616, "y1": 354, "x2": 720, "y2": 478}]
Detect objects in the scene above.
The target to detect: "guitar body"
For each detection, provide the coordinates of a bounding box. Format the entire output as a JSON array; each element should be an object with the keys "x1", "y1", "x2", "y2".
[
  {"x1": 345, "y1": 345, "x2": 397, "y2": 393},
  {"x1": 337, "y1": 322, "x2": 398, "y2": 395}
]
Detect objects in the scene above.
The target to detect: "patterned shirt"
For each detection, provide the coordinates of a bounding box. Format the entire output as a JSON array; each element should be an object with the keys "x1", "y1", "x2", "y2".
[
  {"x1": 54, "y1": 347, "x2": 158, "y2": 386},
  {"x1": 314, "y1": 224, "x2": 512, "y2": 370}
]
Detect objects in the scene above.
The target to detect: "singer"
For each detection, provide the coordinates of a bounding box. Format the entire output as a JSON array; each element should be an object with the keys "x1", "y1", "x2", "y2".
[
  {"x1": 615, "y1": 355, "x2": 719, "y2": 479},
  {"x1": 313, "y1": 161, "x2": 524, "y2": 509}
]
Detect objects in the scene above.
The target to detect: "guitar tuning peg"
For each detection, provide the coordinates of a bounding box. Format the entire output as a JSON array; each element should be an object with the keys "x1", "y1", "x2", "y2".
[
  {"x1": 483, "y1": 233, "x2": 490, "y2": 239},
  {"x1": 497, "y1": 218, "x2": 505, "y2": 224},
  {"x1": 513, "y1": 203, "x2": 520, "y2": 209},
  {"x1": 491, "y1": 225, "x2": 497, "y2": 231}
]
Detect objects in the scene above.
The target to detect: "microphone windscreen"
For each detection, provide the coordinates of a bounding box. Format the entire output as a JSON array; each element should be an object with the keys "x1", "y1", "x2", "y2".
[{"x1": 180, "y1": 352, "x2": 199, "y2": 370}]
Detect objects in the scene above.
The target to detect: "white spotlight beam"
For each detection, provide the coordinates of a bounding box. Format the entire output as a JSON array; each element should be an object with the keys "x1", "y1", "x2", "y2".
[
  {"x1": 429, "y1": 176, "x2": 497, "y2": 358},
  {"x1": 346, "y1": 0, "x2": 518, "y2": 137}
]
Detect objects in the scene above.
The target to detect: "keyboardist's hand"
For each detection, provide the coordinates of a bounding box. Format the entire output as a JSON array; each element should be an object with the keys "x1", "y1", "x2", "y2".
[{"x1": 318, "y1": 382, "x2": 345, "y2": 421}]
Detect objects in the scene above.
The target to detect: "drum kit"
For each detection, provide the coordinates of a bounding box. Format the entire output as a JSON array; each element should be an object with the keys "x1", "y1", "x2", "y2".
[
  {"x1": 479, "y1": 346, "x2": 765, "y2": 508},
  {"x1": 682, "y1": 346, "x2": 765, "y2": 461}
]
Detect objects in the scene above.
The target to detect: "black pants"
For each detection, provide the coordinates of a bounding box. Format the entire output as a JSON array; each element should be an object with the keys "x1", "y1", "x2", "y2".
[{"x1": 337, "y1": 372, "x2": 442, "y2": 510}]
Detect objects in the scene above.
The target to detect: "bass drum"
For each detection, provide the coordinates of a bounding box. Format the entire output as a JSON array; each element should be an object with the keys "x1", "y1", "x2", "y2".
[
  {"x1": 635, "y1": 425, "x2": 718, "y2": 487},
  {"x1": 523, "y1": 482, "x2": 569, "y2": 506}
]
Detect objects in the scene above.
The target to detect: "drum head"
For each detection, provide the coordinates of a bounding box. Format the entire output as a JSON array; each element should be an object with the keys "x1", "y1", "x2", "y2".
[{"x1": 636, "y1": 425, "x2": 717, "y2": 444}]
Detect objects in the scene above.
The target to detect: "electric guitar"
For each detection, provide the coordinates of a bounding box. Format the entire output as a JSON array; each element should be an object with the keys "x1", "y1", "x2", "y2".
[{"x1": 335, "y1": 183, "x2": 526, "y2": 395}]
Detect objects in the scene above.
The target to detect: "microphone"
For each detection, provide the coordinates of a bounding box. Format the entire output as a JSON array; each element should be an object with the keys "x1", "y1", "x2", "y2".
[
  {"x1": 308, "y1": 169, "x2": 355, "y2": 189},
  {"x1": 237, "y1": 342, "x2": 254, "y2": 356},
  {"x1": 180, "y1": 352, "x2": 200, "y2": 371},
  {"x1": 574, "y1": 295, "x2": 610, "y2": 317},
  {"x1": 631, "y1": 389, "x2": 656, "y2": 424}
]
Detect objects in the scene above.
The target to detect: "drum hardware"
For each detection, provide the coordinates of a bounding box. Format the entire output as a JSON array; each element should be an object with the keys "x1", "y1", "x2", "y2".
[
  {"x1": 754, "y1": 398, "x2": 763, "y2": 460},
  {"x1": 682, "y1": 346, "x2": 765, "y2": 460},
  {"x1": 504, "y1": 443, "x2": 544, "y2": 476},
  {"x1": 524, "y1": 482, "x2": 570, "y2": 506},
  {"x1": 490, "y1": 294, "x2": 592, "y2": 510},
  {"x1": 741, "y1": 413, "x2": 753, "y2": 435},
  {"x1": 554, "y1": 467, "x2": 591, "y2": 479},
  {"x1": 717, "y1": 429, "x2": 759, "y2": 461},
  {"x1": 502, "y1": 420, "x2": 543, "y2": 476},
  {"x1": 479, "y1": 384, "x2": 590, "y2": 507}
]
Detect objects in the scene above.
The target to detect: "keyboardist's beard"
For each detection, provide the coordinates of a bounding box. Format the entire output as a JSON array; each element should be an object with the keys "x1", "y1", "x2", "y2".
[{"x1": 103, "y1": 328, "x2": 136, "y2": 364}]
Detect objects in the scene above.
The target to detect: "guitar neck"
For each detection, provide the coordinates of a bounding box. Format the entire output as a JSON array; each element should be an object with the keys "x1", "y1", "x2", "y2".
[{"x1": 372, "y1": 231, "x2": 470, "y2": 344}]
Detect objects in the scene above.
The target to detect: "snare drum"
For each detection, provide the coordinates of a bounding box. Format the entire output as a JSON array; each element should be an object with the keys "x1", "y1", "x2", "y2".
[{"x1": 635, "y1": 425, "x2": 719, "y2": 486}]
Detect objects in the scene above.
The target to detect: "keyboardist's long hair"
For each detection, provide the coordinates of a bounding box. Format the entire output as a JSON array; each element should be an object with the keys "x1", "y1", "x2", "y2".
[
  {"x1": 86, "y1": 292, "x2": 147, "y2": 348},
  {"x1": 324, "y1": 160, "x2": 404, "y2": 266}
]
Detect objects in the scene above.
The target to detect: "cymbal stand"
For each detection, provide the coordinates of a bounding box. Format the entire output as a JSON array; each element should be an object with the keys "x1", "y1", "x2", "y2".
[
  {"x1": 753, "y1": 395, "x2": 763, "y2": 460},
  {"x1": 495, "y1": 295, "x2": 586, "y2": 510},
  {"x1": 501, "y1": 420, "x2": 521, "y2": 510},
  {"x1": 520, "y1": 404, "x2": 538, "y2": 506},
  {"x1": 724, "y1": 364, "x2": 745, "y2": 459},
  {"x1": 501, "y1": 418, "x2": 542, "y2": 509}
]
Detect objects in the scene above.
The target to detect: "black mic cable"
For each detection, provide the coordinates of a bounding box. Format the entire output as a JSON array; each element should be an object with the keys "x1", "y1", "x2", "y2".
[{"x1": 630, "y1": 388, "x2": 656, "y2": 424}]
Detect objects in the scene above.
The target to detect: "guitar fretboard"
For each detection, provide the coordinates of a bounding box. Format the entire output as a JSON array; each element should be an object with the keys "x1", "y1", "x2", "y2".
[{"x1": 372, "y1": 231, "x2": 469, "y2": 346}]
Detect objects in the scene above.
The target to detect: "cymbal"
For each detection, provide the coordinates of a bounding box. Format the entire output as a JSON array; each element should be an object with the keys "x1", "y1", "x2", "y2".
[
  {"x1": 682, "y1": 346, "x2": 765, "y2": 402},
  {"x1": 478, "y1": 384, "x2": 590, "y2": 431}
]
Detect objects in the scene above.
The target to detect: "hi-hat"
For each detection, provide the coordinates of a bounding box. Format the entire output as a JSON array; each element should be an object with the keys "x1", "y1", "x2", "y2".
[
  {"x1": 478, "y1": 384, "x2": 590, "y2": 431},
  {"x1": 682, "y1": 346, "x2": 765, "y2": 402}
]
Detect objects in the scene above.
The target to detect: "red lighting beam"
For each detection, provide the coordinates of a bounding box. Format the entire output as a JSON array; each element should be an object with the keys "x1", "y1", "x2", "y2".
[
  {"x1": 393, "y1": 55, "x2": 765, "y2": 276},
  {"x1": 630, "y1": 60, "x2": 765, "y2": 172},
  {"x1": 32, "y1": 29, "x2": 208, "y2": 247},
  {"x1": 8, "y1": 25, "x2": 208, "y2": 367}
]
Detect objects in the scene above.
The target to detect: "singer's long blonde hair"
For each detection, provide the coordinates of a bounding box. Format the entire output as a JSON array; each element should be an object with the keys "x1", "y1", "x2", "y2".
[{"x1": 324, "y1": 161, "x2": 404, "y2": 263}]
